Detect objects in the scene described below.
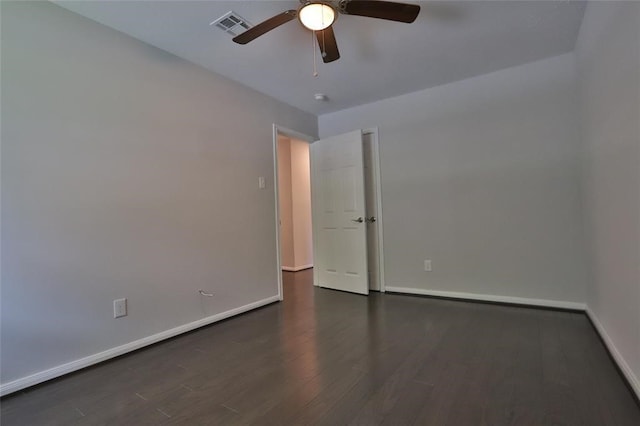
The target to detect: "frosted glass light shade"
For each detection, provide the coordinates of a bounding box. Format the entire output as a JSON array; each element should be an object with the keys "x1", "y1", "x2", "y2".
[{"x1": 299, "y1": 3, "x2": 335, "y2": 31}]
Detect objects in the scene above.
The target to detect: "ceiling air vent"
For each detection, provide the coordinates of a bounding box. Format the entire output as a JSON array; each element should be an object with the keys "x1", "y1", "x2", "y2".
[{"x1": 210, "y1": 11, "x2": 252, "y2": 37}]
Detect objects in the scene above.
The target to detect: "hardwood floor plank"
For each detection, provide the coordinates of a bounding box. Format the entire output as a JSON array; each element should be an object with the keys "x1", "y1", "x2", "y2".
[
  {"x1": 2, "y1": 269, "x2": 638, "y2": 425},
  {"x1": 241, "y1": 360, "x2": 365, "y2": 425}
]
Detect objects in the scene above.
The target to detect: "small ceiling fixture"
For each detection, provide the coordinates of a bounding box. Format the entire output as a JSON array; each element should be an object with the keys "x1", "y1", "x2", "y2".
[
  {"x1": 314, "y1": 93, "x2": 329, "y2": 101},
  {"x1": 298, "y1": 2, "x2": 336, "y2": 31}
]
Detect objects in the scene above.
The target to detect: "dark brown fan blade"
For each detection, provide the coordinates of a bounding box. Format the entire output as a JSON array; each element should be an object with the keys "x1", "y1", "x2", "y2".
[
  {"x1": 232, "y1": 10, "x2": 297, "y2": 44},
  {"x1": 343, "y1": 1, "x2": 420, "y2": 23},
  {"x1": 315, "y1": 26, "x2": 340, "y2": 63}
]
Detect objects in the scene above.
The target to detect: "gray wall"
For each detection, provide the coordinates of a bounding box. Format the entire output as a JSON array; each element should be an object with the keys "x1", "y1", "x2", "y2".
[
  {"x1": 575, "y1": 1, "x2": 640, "y2": 393},
  {"x1": 319, "y1": 53, "x2": 588, "y2": 304},
  {"x1": 1, "y1": 1, "x2": 316, "y2": 386}
]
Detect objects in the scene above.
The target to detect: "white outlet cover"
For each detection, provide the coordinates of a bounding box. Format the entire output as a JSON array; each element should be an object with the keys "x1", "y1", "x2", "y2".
[{"x1": 424, "y1": 260, "x2": 432, "y2": 272}]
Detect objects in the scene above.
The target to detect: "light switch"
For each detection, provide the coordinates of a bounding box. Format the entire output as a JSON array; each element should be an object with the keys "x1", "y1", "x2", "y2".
[
  {"x1": 424, "y1": 260, "x2": 432, "y2": 272},
  {"x1": 114, "y1": 298, "x2": 127, "y2": 318},
  {"x1": 258, "y1": 176, "x2": 265, "y2": 189}
]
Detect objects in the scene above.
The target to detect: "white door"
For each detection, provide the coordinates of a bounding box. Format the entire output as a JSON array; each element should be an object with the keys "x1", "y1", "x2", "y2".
[{"x1": 311, "y1": 130, "x2": 369, "y2": 295}]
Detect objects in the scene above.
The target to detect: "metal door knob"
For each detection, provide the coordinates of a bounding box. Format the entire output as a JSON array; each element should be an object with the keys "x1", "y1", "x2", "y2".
[
  {"x1": 366, "y1": 217, "x2": 376, "y2": 223},
  {"x1": 351, "y1": 217, "x2": 364, "y2": 223}
]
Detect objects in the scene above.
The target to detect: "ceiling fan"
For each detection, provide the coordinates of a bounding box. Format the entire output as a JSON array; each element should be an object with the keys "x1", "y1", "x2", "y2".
[{"x1": 232, "y1": 0, "x2": 421, "y2": 63}]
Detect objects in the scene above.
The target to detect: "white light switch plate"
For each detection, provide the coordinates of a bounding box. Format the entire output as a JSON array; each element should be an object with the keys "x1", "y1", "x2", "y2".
[
  {"x1": 114, "y1": 298, "x2": 127, "y2": 318},
  {"x1": 424, "y1": 260, "x2": 432, "y2": 272},
  {"x1": 258, "y1": 176, "x2": 265, "y2": 189}
]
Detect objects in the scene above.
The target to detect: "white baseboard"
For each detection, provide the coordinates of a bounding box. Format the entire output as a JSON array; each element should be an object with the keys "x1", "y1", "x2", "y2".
[
  {"x1": 0, "y1": 295, "x2": 280, "y2": 397},
  {"x1": 384, "y1": 286, "x2": 587, "y2": 310},
  {"x1": 586, "y1": 308, "x2": 640, "y2": 399},
  {"x1": 282, "y1": 264, "x2": 313, "y2": 272}
]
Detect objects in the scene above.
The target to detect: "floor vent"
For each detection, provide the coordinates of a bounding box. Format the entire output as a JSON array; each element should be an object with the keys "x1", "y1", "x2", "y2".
[{"x1": 210, "y1": 11, "x2": 252, "y2": 37}]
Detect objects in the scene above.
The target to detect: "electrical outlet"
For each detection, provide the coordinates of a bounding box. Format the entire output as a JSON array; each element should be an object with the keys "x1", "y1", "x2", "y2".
[
  {"x1": 424, "y1": 259, "x2": 432, "y2": 272},
  {"x1": 113, "y1": 298, "x2": 127, "y2": 318}
]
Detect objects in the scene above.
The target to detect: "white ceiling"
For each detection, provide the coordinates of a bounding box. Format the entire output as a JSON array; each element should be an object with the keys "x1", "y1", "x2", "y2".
[{"x1": 54, "y1": 1, "x2": 586, "y2": 115}]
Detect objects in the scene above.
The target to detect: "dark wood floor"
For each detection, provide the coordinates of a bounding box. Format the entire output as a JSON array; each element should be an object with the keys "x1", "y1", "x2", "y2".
[{"x1": 2, "y1": 270, "x2": 639, "y2": 425}]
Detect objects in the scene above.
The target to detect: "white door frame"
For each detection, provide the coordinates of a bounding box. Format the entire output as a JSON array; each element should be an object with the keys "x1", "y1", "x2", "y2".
[
  {"x1": 272, "y1": 125, "x2": 386, "y2": 299},
  {"x1": 273, "y1": 124, "x2": 315, "y2": 300},
  {"x1": 362, "y1": 127, "x2": 386, "y2": 293}
]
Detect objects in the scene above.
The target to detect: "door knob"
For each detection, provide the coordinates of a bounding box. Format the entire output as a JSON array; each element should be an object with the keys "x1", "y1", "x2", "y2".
[
  {"x1": 351, "y1": 217, "x2": 364, "y2": 223},
  {"x1": 365, "y1": 216, "x2": 376, "y2": 223}
]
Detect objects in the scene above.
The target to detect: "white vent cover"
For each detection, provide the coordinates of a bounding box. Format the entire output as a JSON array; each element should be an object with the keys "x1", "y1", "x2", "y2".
[{"x1": 210, "y1": 11, "x2": 252, "y2": 37}]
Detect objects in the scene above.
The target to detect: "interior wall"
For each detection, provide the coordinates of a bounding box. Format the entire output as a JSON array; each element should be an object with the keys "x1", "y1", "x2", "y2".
[
  {"x1": 575, "y1": 1, "x2": 640, "y2": 394},
  {"x1": 0, "y1": 1, "x2": 317, "y2": 388},
  {"x1": 289, "y1": 139, "x2": 313, "y2": 269},
  {"x1": 319, "y1": 53, "x2": 588, "y2": 305},
  {"x1": 277, "y1": 136, "x2": 295, "y2": 268}
]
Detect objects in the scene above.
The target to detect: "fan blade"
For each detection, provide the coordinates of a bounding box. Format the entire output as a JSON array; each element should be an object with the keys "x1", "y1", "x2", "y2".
[
  {"x1": 343, "y1": 1, "x2": 420, "y2": 23},
  {"x1": 232, "y1": 10, "x2": 297, "y2": 44},
  {"x1": 316, "y1": 26, "x2": 340, "y2": 63}
]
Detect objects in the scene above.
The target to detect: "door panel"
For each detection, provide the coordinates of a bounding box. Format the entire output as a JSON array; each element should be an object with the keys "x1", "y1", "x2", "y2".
[{"x1": 311, "y1": 130, "x2": 369, "y2": 295}]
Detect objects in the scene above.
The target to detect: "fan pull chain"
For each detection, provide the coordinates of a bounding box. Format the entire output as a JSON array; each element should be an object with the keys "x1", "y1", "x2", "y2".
[{"x1": 312, "y1": 30, "x2": 318, "y2": 77}]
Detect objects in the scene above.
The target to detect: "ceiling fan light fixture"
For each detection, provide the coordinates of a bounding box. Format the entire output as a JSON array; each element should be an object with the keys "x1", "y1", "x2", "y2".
[{"x1": 298, "y1": 2, "x2": 336, "y2": 31}]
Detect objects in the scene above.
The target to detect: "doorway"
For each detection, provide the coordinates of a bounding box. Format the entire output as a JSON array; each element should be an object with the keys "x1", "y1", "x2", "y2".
[
  {"x1": 273, "y1": 125, "x2": 385, "y2": 299},
  {"x1": 273, "y1": 125, "x2": 315, "y2": 300},
  {"x1": 277, "y1": 134, "x2": 314, "y2": 273}
]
